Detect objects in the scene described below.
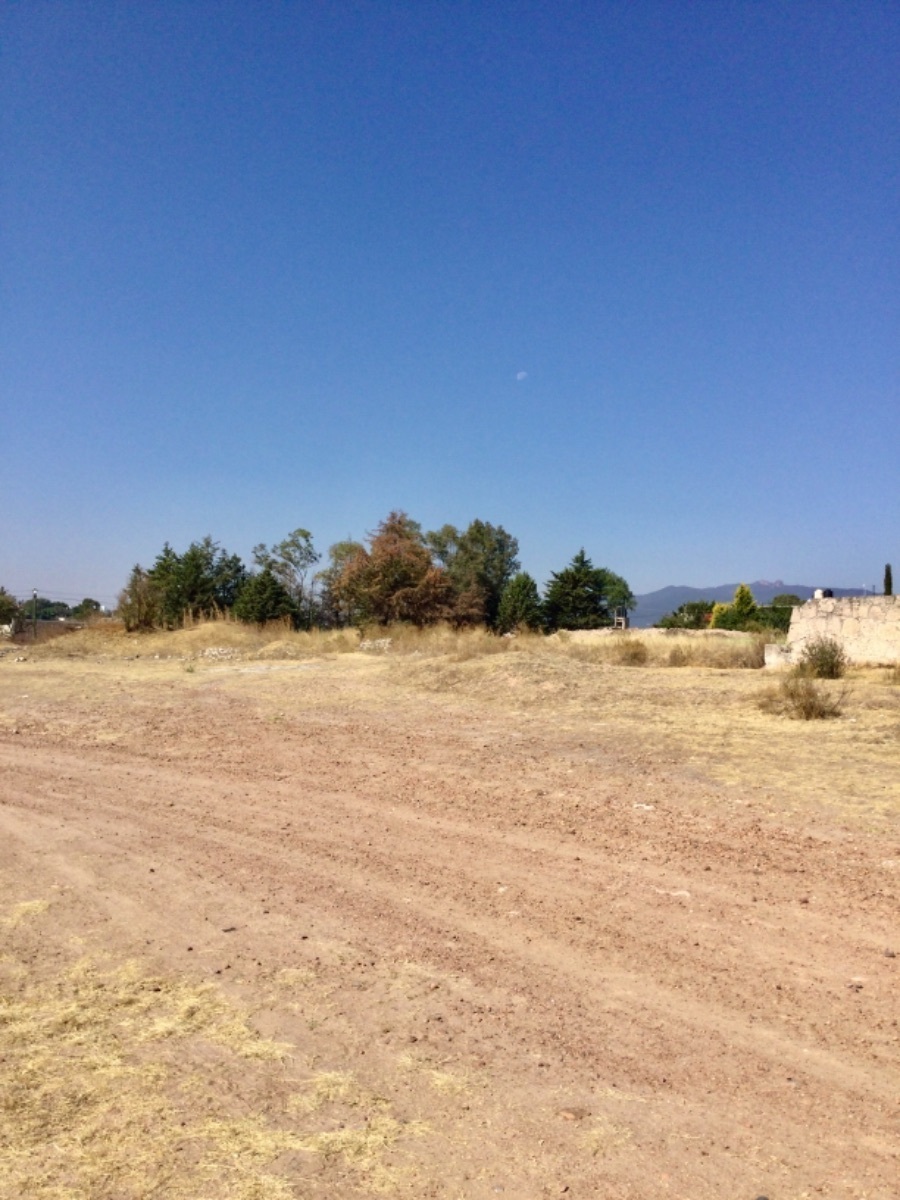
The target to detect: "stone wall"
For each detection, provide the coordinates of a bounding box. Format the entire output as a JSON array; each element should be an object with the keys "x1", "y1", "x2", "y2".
[{"x1": 787, "y1": 596, "x2": 900, "y2": 665}]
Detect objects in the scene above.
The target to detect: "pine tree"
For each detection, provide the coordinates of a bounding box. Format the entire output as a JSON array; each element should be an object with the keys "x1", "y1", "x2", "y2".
[
  {"x1": 885, "y1": 563, "x2": 893, "y2": 596},
  {"x1": 497, "y1": 573, "x2": 542, "y2": 633},
  {"x1": 542, "y1": 550, "x2": 634, "y2": 631},
  {"x1": 233, "y1": 567, "x2": 297, "y2": 626}
]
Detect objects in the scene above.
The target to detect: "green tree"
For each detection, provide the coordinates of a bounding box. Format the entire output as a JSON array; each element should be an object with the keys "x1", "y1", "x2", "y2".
[
  {"x1": 732, "y1": 583, "x2": 758, "y2": 623},
  {"x1": 656, "y1": 600, "x2": 714, "y2": 629},
  {"x1": 148, "y1": 543, "x2": 184, "y2": 628},
  {"x1": 542, "y1": 550, "x2": 634, "y2": 631},
  {"x1": 28, "y1": 597, "x2": 72, "y2": 620},
  {"x1": 445, "y1": 520, "x2": 520, "y2": 629},
  {"x1": 72, "y1": 598, "x2": 102, "y2": 620},
  {"x1": 253, "y1": 528, "x2": 320, "y2": 627},
  {"x1": 316, "y1": 540, "x2": 366, "y2": 627},
  {"x1": 497, "y1": 572, "x2": 543, "y2": 633},
  {"x1": 758, "y1": 593, "x2": 802, "y2": 633},
  {"x1": 335, "y1": 511, "x2": 454, "y2": 627},
  {"x1": 885, "y1": 564, "x2": 893, "y2": 596},
  {"x1": 0, "y1": 587, "x2": 20, "y2": 625},
  {"x1": 117, "y1": 565, "x2": 160, "y2": 631},
  {"x1": 710, "y1": 583, "x2": 760, "y2": 631},
  {"x1": 233, "y1": 567, "x2": 297, "y2": 626},
  {"x1": 424, "y1": 524, "x2": 460, "y2": 570},
  {"x1": 149, "y1": 537, "x2": 246, "y2": 626}
]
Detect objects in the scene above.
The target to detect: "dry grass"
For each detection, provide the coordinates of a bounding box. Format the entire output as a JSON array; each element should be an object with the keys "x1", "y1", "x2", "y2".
[
  {"x1": 26, "y1": 615, "x2": 360, "y2": 663},
  {"x1": 552, "y1": 629, "x2": 773, "y2": 670},
  {"x1": 7, "y1": 622, "x2": 898, "y2": 831},
  {"x1": 26, "y1": 617, "x2": 778, "y2": 672},
  {"x1": 757, "y1": 673, "x2": 848, "y2": 720},
  {"x1": 0, "y1": 902, "x2": 427, "y2": 1198}
]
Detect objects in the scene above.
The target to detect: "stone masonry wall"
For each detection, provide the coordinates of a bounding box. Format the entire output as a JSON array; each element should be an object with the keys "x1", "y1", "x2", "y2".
[{"x1": 787, "y1": 596, "x2": 900, "y2": 665}]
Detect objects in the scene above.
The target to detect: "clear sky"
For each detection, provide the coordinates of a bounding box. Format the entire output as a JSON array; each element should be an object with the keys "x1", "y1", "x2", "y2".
[{"x1": 2, "y1": 1, "x2": 898, "y2": 608}]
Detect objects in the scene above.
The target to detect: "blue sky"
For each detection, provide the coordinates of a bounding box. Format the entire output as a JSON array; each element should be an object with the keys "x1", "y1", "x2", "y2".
[{"x1": 2, "y1": 1, "x2": 898, "y2": 609}]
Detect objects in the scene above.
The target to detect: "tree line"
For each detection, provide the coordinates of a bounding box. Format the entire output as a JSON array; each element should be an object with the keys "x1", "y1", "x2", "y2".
[
  {"x1": 655, "y1": 585, "x2": 803, "y2": 633},
  {"x1": 0, "y1": 591, "x2": 102, "y2": 627},
  {"x1": 114, "y1": 511, "x2": 635, "y2": 635}
]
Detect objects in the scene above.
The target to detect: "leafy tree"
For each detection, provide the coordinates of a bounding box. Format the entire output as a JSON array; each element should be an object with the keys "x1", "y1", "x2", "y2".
[
  {"x1": 335, "y1": 511, "x2": 454, "y2": 627},
  {"x1": 316, "y1": 540, "x2": 366, "y2": 628},
  {"x1": 117, "y1": 565, "x2": 160, "y2": 631},
  {"x1": 148, "y1": 537, "x2": 247, "y2": 627},
  {"x1": 233, "y1": 567, "x2": 297, "y2": 626},
  {"x1": 732, "y1": 583, "x2": 758, "y2": 623},
  {"x1": 656, "y1": 600, "x2": 714, "y2": 629},
  {"x1": 542, "y1": 550, "x2": 634, "y2": 631},
  {"x1": 756, "y1": 592, "x2": 803, "y2": 633},
  {"x1": 442, "y1": 520, "x2": 520, "y2": 629},
  {"x1": 72, "y1": 598, "x2": 102, "y2": 620},
  {"x1": 710, "y1": 584, "x2": 761, "y2": 631},
  {"x1": 885, "y1": 564, "x2": 893, "y2": 597},
  {"x1": 253, "y1": 528, "x2": 320, "y2": 627},
  {"x1": 0, "y1": 587, "x2": 20, "y2": 625},
  {"x1": 497, "y1": 572, "x2": 542, "y2": 633},
  {"x1": 709, "y1": 601, "x2": 731, "y2": 629},
  {"x1": 28, "y1": 597, "x2": 71, "y2": 620},
  {"x1": 424, "y1": 524, "x2": 460, "y2": 570}
]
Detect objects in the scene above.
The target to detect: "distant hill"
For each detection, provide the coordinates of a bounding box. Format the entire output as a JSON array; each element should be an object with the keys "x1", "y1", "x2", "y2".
[{"x1": 630, "y1": 582, "x2": 861, "y2": 628}]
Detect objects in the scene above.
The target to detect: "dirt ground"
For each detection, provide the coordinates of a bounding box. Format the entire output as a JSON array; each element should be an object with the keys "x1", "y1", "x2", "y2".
[{"x1": 1, "y1": 638, "x2": 898, "y2": 1199}]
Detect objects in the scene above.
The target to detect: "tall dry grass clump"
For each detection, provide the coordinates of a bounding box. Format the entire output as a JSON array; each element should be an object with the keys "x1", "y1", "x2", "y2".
[
  {"x1": 361, "y1": 622, "x2": 544, "y2": 661},
  {"x1": 28, "y1": 613, "x2": 360, "y2": 662},
  {"x1": 757, "y1": 673, "x2": 847, "y2": 720},
  {"x1": 549, "y1": 629, "x2": 773, "y2": 670}
]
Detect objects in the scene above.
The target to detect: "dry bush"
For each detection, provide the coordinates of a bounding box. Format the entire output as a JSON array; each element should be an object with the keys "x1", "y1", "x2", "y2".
[
  {"x1": 667, "y1": 645, "x2": 692, "y2": 667},
  {"x1": 796, "y1": 634, "x2": 848, "y2": 679},
  {"x1": 610, "y1": 637, "x2": 649, "y2": 666},
  {"x1": 757, "y1": 673, "x2": 847, "y2": 720}
]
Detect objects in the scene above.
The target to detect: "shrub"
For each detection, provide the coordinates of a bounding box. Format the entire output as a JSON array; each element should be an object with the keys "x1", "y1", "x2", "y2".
[
  {"x1": 656, "y1": 600, "x2": 713, "y2": 629},
  {"x1": 758, "y1": 673, "x2": 846, "y2": 720},
  {"x1": 612, "y1": 638, "x2": 649, "y2": 666},
  {"x1": 797, "y1": 635, "x2": 848, "y2": 679},
  {"x1": 667, "y1": 645, "x2": 692, "y2": 667}
]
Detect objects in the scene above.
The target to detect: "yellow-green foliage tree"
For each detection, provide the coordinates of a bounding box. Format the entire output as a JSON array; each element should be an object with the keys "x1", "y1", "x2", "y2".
[{"x1": 710, "y1": 584, "x2": 759, "y2": 631}]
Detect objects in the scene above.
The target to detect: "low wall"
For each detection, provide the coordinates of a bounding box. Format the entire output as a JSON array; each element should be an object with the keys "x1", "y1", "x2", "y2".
[{"x1": 787, "y1": 596, "x2": 900, "y2": 665}]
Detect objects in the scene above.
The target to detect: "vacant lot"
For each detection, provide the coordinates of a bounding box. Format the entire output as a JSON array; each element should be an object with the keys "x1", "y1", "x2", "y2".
[{"x1": 1, "y1": 629, "x2": 898, "y2": 1199}]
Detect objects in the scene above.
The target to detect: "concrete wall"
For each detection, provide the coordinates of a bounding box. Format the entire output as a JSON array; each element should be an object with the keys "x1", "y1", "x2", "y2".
[{"x1": 787, "y1": 596, "x2": 900, "y2": 665}]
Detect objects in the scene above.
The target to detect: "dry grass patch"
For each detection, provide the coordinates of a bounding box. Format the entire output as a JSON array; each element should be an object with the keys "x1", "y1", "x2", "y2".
[
  {"x1": 757, "y1": 673, "x2": 848, "y2": 720},
  {"x1": 550, "y1": 629, "x2": 772, "y2": 670},
  {"x1": 25, "y1": 615, "x2": 361, "y2": 664},
  {"x1": 0, "y1": 902, "x2": 427, "y2": 1198}
]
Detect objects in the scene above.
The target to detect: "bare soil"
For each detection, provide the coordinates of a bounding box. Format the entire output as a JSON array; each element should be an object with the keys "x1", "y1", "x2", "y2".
[{"x1": 1, "y1": 642, "x2": 898, "y2": 1199}]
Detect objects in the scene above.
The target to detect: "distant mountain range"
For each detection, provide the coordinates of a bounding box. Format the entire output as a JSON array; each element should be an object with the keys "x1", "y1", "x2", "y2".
[{"x1": 630, "y1": 582, "x2": 862, "y2": 628}]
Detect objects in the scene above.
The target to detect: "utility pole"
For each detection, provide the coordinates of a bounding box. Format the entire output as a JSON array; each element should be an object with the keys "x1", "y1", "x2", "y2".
[{"x1": 32, "y1": 589, "x2": 37, "y2": 640}]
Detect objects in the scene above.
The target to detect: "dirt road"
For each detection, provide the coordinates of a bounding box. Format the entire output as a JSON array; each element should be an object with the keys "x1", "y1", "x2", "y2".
[{"x1": 1, "y1": 649, "x2": 897, "y2": 1198}]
